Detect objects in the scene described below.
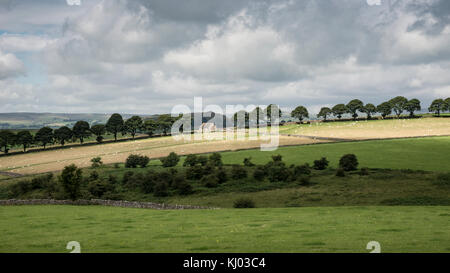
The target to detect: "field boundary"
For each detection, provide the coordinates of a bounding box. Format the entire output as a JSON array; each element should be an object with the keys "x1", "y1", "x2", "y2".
[{"x1": 0, "y1": 199, "x2": 215, "y2": 210}]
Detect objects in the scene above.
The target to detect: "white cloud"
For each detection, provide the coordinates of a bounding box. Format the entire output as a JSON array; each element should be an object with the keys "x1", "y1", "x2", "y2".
[
  {"x1": 0, "y1": 34, "x2": 56, "y2": 52},
  {"x1": 0, "y1": 50, "x2": 25, "y2": 79}
]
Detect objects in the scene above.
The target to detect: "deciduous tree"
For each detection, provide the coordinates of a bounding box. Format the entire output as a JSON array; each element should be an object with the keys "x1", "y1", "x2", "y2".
[
  {"x1": 54, "y1": 126, "x2": 73, "y2": 146},
  {"x1": 429, "y1": 99, "x2": 446, "y2": 116},
  {"x1": 377, "y1": 102, "x2": 392, "y2": 118},
  {"x1": 106, "y1": 113, "x2": 124, "y2": 141},
  {"x1": 72, "y1": 121, "x2": 91, "y2": 144},
  {"x1": 35, "y1": 127, "x2": 53, "y2": 149},
  {"x1": 389, "y1": 96, "x2": 408, "y2": 118},
  {"x1": 124, "y1": 116, "x2": 143, "y2": 139},
  {"x1": 290, "y1": 106, "x2": 309, "y2": 123},
  {"x1": 0, "y1": 130, "x2": 16, "y2": 154},
  {"x1": 404, "y1": 98, "x2": 421, "y2": 117},
  {"x1": 90, "y1": 124, "x2": 106, "y2": 143},
  {"x1": 332, "y1": 104, "x2": 347, "y2": 120},
  {"x1": 16, "y1": 130, "x2": 33, "y2": 152},
  {"x1": 346, "y1": 99, "x2": 364, "y2": 120},
  {"x1": 317, "y1": 107, "x2": 332, "y2": 121},
  {"x1": 361, "y1": 103, "x2": 377, "y2": 119}
]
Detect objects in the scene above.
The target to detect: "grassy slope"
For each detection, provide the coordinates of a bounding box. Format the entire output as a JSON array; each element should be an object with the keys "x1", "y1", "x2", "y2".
[
  {"x1": 1, "y1": 205, "x2": 448, "y2": 253},
  {"x1": 218, "y1": 136, "x2": 450, "y2": 172}
]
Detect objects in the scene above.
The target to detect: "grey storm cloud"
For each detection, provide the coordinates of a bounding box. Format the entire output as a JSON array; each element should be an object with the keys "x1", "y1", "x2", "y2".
[{"x1": 0, "y1": 0, "x2": 449, "y2": 114}]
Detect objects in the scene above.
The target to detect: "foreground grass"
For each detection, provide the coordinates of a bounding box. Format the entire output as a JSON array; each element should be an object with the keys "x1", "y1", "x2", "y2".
[
  {"x1": 219, "y1": 136, "x2": 450, "y2": 172},
  {"x1": 0, "y1": 205, "x2": 449, "y2": 253}
]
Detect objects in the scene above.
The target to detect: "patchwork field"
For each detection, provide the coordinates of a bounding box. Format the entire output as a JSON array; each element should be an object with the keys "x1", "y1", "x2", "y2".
[
  {"x1": 280, "y1": 117, "x2": 450, "y2": 140},
  {"x1": 1, "y1": 118, "x2": 450, "y2": 175},
  {"x1": 1, "y1": 205, "x2": 448, "y2": 253}
]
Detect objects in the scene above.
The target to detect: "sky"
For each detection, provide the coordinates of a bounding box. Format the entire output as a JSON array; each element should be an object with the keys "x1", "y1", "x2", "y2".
[{"x1": 0, "y1": 0, "x2": 449, "y2": 115}]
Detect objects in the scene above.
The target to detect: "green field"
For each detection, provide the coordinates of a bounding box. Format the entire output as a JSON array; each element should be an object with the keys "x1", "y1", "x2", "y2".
[
  {"x1": 218, "y1": 136, "x2": 450, "y2": 172},
  {"x1": 0, "y1": 205, "x2": 448, "y2": 253}
]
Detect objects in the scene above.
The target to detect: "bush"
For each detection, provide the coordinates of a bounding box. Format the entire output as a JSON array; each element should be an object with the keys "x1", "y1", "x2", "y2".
[
  {"x1": 197, "y1": 155, "x2": 208, "y2": 166},
  {"x1": 339, "y1": 154, "x2": 358, "y2": 171},
  {"x1": 336, "y1": 168, "x2": 346, "y2": 177},
  {"x1": 138, "y1": 155, "x2": 150, "y2": 168},
  {"x1": 177, "y1": 181, "x2": 193, "y2": 195},
  {"x1": 201, "y1": 174, "x2": 219, "y2": 188},
  {"x1": 90, "y1": 157, "x2": 103, "y2": 168},
  {"x1": 297, "y1": 175, "x2": 311, "y2": 186},
  {"x1": 59, "y1": 164, "x2": 83, "y2": 200},
  {"x1": 266, "y1": 161, "x2": 290, "y2": 182},
  {"x1": 122, "y1": 171, "x2": 135, "y2": 185},
  {"x1": 253, "y1": 166, "x2": 266, "y2": 181},
  {"x1": 434, "y1": 173, "x2": 450, "y2": 186},
  {"x1": 231, "y1": 165, "x2": 247, "y2": 180},
  {"x1": 161, "y1": 152, "x2": 180, "y2": 167},
  {"x1": 126, "y1": 154, "x2": 150, "y2": 168},
  {"x1": 271, "y1": 154, "x2": 283, "y2": 162},
  {"x1": 209, "y1": 153, "x2": 223, "y2": 167},
  {"x1": 125, "y1": 173, "x2": 144, "y2": 190},
  {"x1": 215, "y1": 168, "x2": 228, "y2": 184},
  {"x1": 243, "y1": 157, "x2": 255, "y2": 167},
  {"x1": 141, "y1": 171, "x2": 157, "y2": 193},
  {"x1": 88, "y1": 179, "x2": 114, "y2": 198},
  {"x1": 293, "y1": 163, "x2": 311, "y2": 176},
  {"x1": 9, "y1": 180, "x2": 32, "y2": 197},
  {"x1": 313, "y1": 157, "x2": 329, "y2": 170},
  {"x1": 153, "y1": 181, "x2": 169, "y2": 197},
  {"x1": 183, "y1": 154, "x2": 198, "y2": 167},
  {"x1": 30, "y1": 173, "x2": 53, "y2": 190},
  {"x1": 125, "y1": 154, "x2": 141, "y2": 168},
  {"x1": 89, "y1": 171, "x2": 99, "y2": 181},
  {"x1": 360, "y1": 167, "x2": 370, "y2": 176},
  {"x1": 114, "y1": 163, "x2": 120, "y2": 169},
  {"x1": 234, "y1": 198, "x2": 255, "y2": 208},
  {"x1": 186, "y1": 165, "x2": 204, "y2": 180}
]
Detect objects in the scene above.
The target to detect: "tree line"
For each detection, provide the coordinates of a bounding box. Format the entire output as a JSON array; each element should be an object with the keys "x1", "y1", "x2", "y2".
[
  {"x1": 1, "y1": 96, "x2": 449, "y2": 154},
  {"x1": 0, "y1": 113, "x2": 178, "y2": 154}
]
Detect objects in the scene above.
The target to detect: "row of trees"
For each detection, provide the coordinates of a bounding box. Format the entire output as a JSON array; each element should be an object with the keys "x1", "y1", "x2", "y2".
[
  {"x1": 300, "y1": 97, "x2": 450, "y2": 122},
  {"x1": 0, "y1": 113, "x2": 179, "y2": 154}
]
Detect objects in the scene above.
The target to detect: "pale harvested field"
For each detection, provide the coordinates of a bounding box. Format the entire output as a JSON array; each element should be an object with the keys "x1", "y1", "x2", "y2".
[
  {"x1": 280, "y1": 117, "x2": 450, "y2": 140},
  {"x1": 0, "y1": 133, "x2": 328, "y2": 175}
]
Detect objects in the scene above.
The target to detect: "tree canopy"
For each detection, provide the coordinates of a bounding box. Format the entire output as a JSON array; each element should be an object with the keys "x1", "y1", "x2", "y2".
[
  {"x1": 73, "y1": 121, "x2": 91, "y2": 144},
  {"x1": 290, "y1": 105, "x2": 309, "y2": 122},
  {"x1": 106, "y1": 113, "x2": 124, "y2": 141},
  {"x1": 54, "y1": 126, "x2": 73, "y2": 146},
  {"x1": 35, "y1": 127, "x2": 54, "y2": 149},
  {"x1": 332, "y1": 104, "x2": 347, "y2": 119}
]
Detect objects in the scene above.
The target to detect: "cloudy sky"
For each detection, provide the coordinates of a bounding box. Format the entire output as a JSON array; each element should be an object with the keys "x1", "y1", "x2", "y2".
[{"x1": 0, "y1": 0, "x2": 449, "y2": 115}]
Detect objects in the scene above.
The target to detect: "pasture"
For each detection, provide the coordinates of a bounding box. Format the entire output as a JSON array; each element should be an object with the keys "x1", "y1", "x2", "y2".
[
  {"x1": 0, "y1": 205, "x2": 448, "y2": 253},
  {"x1": 280, "y1": 117, "x2": 450, "y2": 140}
]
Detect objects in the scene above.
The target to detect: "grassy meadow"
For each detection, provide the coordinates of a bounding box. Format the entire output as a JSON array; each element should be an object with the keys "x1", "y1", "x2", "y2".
[{"x1": 0, "y1": 205, "x2": 448, "y2": 253}]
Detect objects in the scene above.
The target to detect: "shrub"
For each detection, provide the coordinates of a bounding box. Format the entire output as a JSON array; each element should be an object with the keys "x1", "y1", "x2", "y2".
[
  {"x1": 360, "y1": 167, "x2": 370, "y2": 176},
  {"x1": 141, "y1": 171, "x2": 157, "y2": 193},
  {"x1": 176, "y1": 181, "x2": 193, "y2": 195},
  {"x1": 138, "y1": 155, "x2": 150, "y2": 168},
  {"x1": 114, "y1": 163, "x2": 120, "y2": 169},
  {"x1": 215, "y1": 168, "x2": 228, "y2": 184},
  {"x1": 297, "y1": 175, "x2": 311, "y2": 186},
  {"x1": 126, "y1": 154, "x2": 150, "y2": 168},
  {"x1": 9, "y1": 180, "x2": 32, "y2": 197},
  {"x1": 231, "y1": 165, "x2": 247, "y2": 180},
  {"x1": 122, "y1": 171, "x2": 135, "y2": 185},
  {"x1": 293, "y1": 163, "x2": 311, "y2": 176},
  {"x1": 197, "y1": 155, "x2": 208, "y2": 166},
  {"x1": 434, "y1": 173, "x2": 450, "y2": 186},
  {"x1": 336, "y1": 168, "x2": 346, "y2": 177},
  {"x1": 125, "y1": 154, "x2": 141, "y2": 168},
  {"x1": 202, "y1": 163, "x2": 215, "y2": 176},
  {"x1": 271, "y1": 154, "x2": 283, "y2": 162},
  {"x1": 30, "y1": 173, "x2": 53, "y2": 190},
  {"x1": 90, "y1": 157, "x2": 103, "y2": 168},
  {"x1": 153, "y1": 181, "x2": 169, "y2": 197},
  {"x1": 125, "y1": 173, "x2": 144, "y2": 190},
  {"x1": 234, "y1": 198, "x2": 255, "y2": 208},
  {"x1": 88, "y1": 179, "x2": 113, "y2": 198},
  {"x1": 339, "y1": 154, "x2": 358, "y2": 171},
  {"x1": 108, "y1": 175, "x2": 118, "y2": 184},
  {"x1": 243, "y1": 157, "x2": 255, "y2": 167},
  {"x1": 266, "y1": 161, "x2": 290, "y2": 182},
  {"x1": 183, "y1": 154, "x2": 198, "y2": 167},
  {"x1": 201, "y1": 174, "x2": 219, "y2": 188},
  {"x1": 59, "y1": 164, "x2": 83, "y2": 200},
  {"x1": 186, "y1": 165, "x2": 204, "y2": 180},
  {"x1": 253, "y1": 166, "x2": 266, "y2": 181},
  {"x1": 209, "y1": 152, "x2": 223, "y2": 167},
  {"x1": 161, "y1": 152, "x2": 180, "y2": 167},
  {"x1": 89, "y1": 171, "x2": 99, "y2": 181},
  {"x1": 313, "y1": 157, "x2": 329, "y2": 170}
]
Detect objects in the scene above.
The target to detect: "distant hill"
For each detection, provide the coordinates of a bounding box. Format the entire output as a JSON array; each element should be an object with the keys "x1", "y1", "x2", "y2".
[{"x1": 0, "y1": 113, "x2": 157, "y2": 129}]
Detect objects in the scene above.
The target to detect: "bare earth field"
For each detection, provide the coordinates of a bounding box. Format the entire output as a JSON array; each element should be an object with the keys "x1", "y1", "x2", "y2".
[
  {"x1": 280, "y1": 118, "x2": 450, "y2": 140},
  {"x1": 0, "y1": 134, "x2": 327, "y2": 175}
]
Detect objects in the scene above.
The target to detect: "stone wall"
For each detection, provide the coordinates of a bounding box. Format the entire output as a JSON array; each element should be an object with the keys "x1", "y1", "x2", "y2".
[{"x1": 0, "y1": 199, "x2": 215, "y2": 210}]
